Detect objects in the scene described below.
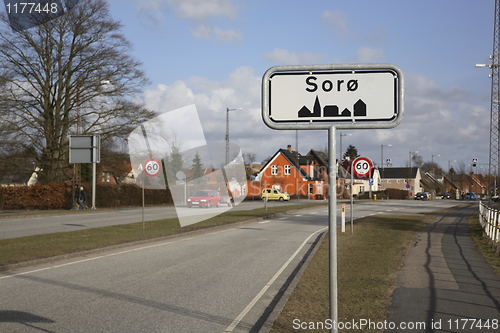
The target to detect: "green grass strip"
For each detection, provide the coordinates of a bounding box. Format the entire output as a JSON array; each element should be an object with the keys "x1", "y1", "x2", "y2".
[
  {"x1": 0, "y1": 203, "x2": 325, "y2": 267},
  {"x1": 270, "y1": 214, "x2": 433, "y2": 333},
  {"x1": 468, "y1": 215, "x2": 500, "y2": 277}
]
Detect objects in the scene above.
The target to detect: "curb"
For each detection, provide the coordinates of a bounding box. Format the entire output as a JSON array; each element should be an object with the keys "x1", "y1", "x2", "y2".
[{"x1": 257, "y1": 231, "x2": 327, "y2": 333}]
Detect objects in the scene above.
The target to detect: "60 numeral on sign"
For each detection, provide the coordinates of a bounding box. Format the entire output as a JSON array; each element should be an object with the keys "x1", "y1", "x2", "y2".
[
  {"x1": 144, "y1": 159, "x2": 162, "y2": 177},
  {"x1": 352, "y1": 157, "x2": 373, "y2": 178}
]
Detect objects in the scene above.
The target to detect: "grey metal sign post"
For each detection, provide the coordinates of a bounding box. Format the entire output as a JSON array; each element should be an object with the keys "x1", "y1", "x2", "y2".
[
  {"x1": 69, "y1": 135, "x2": 101, "y2": 209},
  {"x1": 262, "y1": 63, "x2": 404, "y2": 333}
]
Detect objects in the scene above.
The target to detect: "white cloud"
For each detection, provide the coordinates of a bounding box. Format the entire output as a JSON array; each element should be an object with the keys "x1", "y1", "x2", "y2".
[
  {"x1": 143, "y1": 66, "x2": 261, "y2": 134},
  {"x1": 167, "y1": 0, "x2": 239, "y2": 20},
  {"x1": 321, "y1": 10, "x2": 388, "y2": 46},
  {"x1": 132, "y1": 0, "x2": 238, "y2": 19},
  {"x1": 191, "y1": 24, "x2": 242, "y2": 42},
  {"x1": 263, "y1": 48, "x2": 326, "y2": 65},
  {"x1": 143, "y1": 81, "x2": 196, "y2": 112},
  {"x1": 130, "y1": 0, "x2": 241, "y2": 41},
  {"x1": 321, "y1": 10, "x2": 353, "y2": 40},
  {"x1": 354, "y1": 47, "x2": 385, "y2": 63},
  {"x1": 321, "y1": 10, "x2": 349, "y2": 29}
]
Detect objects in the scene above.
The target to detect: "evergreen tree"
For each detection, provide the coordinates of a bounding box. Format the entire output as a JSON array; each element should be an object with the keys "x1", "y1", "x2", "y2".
[
  {"x1": 343, "y1": 145, "x2": 359, "y2": 161},
  {"x1": 164, "y1": 145, "x2": 184, "y2": 182},
  {"x1": 191, "y1": 151, "x2": 204, "y2": 181}
]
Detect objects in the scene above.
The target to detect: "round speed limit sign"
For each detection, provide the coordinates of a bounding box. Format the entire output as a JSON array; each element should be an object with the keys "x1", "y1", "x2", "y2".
[
  {"x1": 352, "y1": 157, "x2": 373, "y2": 178},
  {"x1": 144, "y1": 159, "x2": 162, "y2": 177}
]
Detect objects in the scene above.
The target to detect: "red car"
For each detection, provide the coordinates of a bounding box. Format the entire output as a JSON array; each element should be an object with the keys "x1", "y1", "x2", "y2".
[{"x1": 187, "y1": 190, "x2": 221, "y2": 208}]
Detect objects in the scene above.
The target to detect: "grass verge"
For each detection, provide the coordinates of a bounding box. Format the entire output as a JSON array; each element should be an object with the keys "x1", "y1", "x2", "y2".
[
  {"x1": 0, "y1": 203, "x2": 325, "y2": 267},
  {"x1": 270, "y1": 214, "x2": 433, "y2": 333},
  {"x1": 468, "y1": 215, "x2": 500, "y2": 277}
]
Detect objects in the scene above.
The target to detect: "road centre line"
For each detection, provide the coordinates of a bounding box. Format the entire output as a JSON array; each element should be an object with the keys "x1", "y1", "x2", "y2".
[{"x1": 223, "y1": 225, "x2": 328, "y2": 333}]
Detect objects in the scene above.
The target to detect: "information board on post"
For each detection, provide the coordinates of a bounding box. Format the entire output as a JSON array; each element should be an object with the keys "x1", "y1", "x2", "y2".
[{"x1": 262, "y1": 63, "x2": 404, "y2": 130}]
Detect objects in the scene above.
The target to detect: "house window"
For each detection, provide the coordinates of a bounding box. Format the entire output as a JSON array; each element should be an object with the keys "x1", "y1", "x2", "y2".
[
  {"x1": 360, "y1": 186, "x2": 365, "y2": 193},
  {"x1": 271, "y1": 165, "x2": 278, "y2": 175},
  {"x1": 397, "y1": 179, "x2": 400, "y2": 183},
  {"x1": 387, "y1": 180, "x2": 391, "y2": 183},
  {"x1": 317, "y1": 183, "x2": 322, "y2": 194},
  {"x1": 284, "y1": 165, "x2": 291, "y2": 175}
]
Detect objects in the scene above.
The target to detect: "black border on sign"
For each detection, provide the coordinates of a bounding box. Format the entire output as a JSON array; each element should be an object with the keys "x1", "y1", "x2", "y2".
[
  {"x1": 261, "y1": 63, "x2": 404, "y2": 131},
  {"x1": 268, "y1": 69, "x2": 399, "y2": 124}
]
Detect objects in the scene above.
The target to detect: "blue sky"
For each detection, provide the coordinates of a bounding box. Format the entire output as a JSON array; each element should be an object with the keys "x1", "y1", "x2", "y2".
[{"x1": 107, "y1": 0, "x2": 495, "y2": 172}]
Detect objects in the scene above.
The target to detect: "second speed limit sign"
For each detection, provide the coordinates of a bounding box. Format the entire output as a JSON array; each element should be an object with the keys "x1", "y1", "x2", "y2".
[
  {"x1": 144, "y1": 159, "x2": 162, "y2": 177},
  {"x1": 352, "y1": 157, "x2": 373, "y2": 178}
]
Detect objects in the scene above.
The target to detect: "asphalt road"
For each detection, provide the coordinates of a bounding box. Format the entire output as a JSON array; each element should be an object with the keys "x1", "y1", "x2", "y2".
[
  {"x1": 0, "y1": 199, "x2": 465, "y2": 240},
  {"x1": 0, "y1": 199, "x2": 318, "y2": 239},
  {"x1": 0, "y1": 200, "x2": 467, "y2": 333}
]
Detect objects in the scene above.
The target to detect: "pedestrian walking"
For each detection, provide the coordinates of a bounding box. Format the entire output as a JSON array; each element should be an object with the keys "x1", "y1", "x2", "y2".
[{"x1": 79, "y1": 186, "x2": 88, "y2": 209}]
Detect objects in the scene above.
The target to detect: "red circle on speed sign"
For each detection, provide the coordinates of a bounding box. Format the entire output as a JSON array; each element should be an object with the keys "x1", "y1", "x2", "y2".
[
  {"x1": 352, "y1": 157, "x2": 373, "y2": 178},
  {"x1": 144, "y1": 159, "x2": 162, "y2": 177}
]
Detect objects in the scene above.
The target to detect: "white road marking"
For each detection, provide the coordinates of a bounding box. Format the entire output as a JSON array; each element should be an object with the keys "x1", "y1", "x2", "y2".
[{"x1": 223, "y1": 225, "x2": 328, "y2": 332}]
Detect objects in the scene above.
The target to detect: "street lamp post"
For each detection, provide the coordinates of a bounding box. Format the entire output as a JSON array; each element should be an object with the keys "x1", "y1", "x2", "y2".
[
  {"x1": 431, "y1": 154, "x2": 440, "y2": 175},
  {"x1": 339, "y1": 133, "x2": 351, "y2": 161},
  {"x1": 381, "y1": 144, "x2": 391, "y2": 173},
  {"x1": 226, "y1": 107, "x2": 242, "y2": 165}
]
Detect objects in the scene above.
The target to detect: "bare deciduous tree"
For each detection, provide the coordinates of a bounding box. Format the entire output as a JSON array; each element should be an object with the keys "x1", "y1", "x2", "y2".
[
  {"x1": 0, "y1": 0, "x2": 155, "y2": 183},
  {"x1": 242, "y1": 150, "x2": 257, "y2": 166}
]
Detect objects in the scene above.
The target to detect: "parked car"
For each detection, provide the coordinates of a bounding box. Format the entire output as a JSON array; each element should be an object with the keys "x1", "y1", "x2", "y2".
[
  {"x1": 492, "y1": 195, "x2": 499, "y2": 202},
  {"x1": 414, "y1": 192, "x2": 428, "y2": 200},
  {"x1": 261, "y1": 188, "x2": 290, "y2": 201},
  {"x1": 441, "y1": 192, "x2": 451, "y2": 199},
  {"x1": 187, "y1": 190, "x2": 221, "y2": 208},
  {"x1": 465, "y1": 192, "x2": 477, "y2": 200}
]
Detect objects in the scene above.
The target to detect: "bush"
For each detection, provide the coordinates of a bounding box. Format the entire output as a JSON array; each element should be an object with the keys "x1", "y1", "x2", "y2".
[
  {"x1": 0, "y1": 183, "x2": 173, "y2": 210},
  {"x1": 0, "y1": 183, "x2": 69, "y2": 210}
]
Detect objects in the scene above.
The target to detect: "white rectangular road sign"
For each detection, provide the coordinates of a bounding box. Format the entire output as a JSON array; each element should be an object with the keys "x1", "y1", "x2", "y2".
[{"x1": 262, "y1": 63, "x2": 404, "y2": 130}]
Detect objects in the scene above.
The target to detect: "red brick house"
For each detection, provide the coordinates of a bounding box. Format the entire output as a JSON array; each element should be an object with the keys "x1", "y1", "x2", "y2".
[{"x1": 251, "y1": 145, "x2": 325, "y2": 199}]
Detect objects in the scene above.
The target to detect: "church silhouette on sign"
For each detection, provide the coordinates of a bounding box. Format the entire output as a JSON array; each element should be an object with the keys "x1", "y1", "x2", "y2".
[{"x1": 298, "y1": 96, "x2": 366, "y2": 118}]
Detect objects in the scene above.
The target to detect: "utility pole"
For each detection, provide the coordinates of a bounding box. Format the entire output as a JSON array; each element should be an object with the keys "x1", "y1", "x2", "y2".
[
  {"x1": 478, "y1": 1, "x2": 500, "y2": 204},
  {"x1": 225, "y1": 107, "x2": 242, "y2": 165},
  {"x1": 492, "y1": 0, "x2": 500, "y2": 205}
]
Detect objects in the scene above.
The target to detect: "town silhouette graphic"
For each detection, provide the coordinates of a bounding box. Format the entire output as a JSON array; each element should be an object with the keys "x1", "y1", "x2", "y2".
[{"x1": 298, "y1": 95, "x2": 367, "y2": 118}]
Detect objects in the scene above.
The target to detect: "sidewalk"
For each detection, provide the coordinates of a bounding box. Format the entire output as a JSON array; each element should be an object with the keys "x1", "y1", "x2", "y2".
[{"x1": 387, "y1": 205, "x2": 500, "y2": 332}]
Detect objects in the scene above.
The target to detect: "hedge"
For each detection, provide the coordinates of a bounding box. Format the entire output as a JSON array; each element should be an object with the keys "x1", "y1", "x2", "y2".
[{"x1": 0, "y1": 183, "x2": 173, "y2": 210}]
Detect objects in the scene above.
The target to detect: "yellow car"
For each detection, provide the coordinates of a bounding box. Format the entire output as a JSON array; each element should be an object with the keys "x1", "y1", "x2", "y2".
[{"x1": 261, "y1": 188, "x2": 290, "y2": 201}]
